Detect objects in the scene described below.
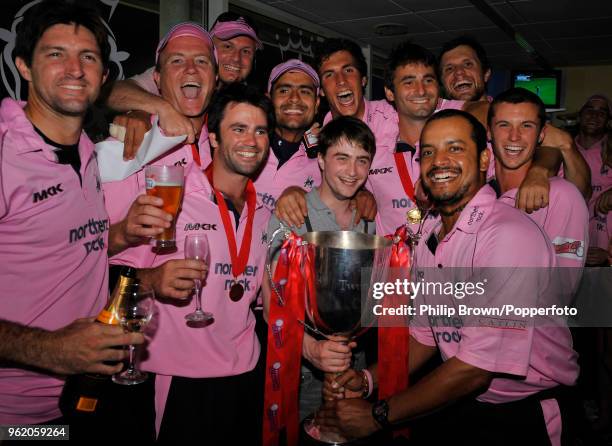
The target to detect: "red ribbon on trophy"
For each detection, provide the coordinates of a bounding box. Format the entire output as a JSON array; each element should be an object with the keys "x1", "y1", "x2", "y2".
[
  {"x1": 263, "y1": 232, "x2": 314, "y2": 446},
  {"x1": 379, "y1": 225, "x2": 412, "y2": 436}
]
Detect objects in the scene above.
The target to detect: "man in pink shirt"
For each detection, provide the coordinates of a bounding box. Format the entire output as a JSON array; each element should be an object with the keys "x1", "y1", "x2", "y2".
[
  {"x1": 319, "y1": 110, "x2": 578, "y2": 445},
  {"x1": 488, "y1": 88, "x2": 589, "y2": 269},
  {"x1": 105, "y1": 13, "x2": 262, "y2": 157},
  {"x1": 575, "y1": 95, "x2": 612, "y2": 265},
  {"x1": 110, "y1": 84, "x2": 274, "y2": 443},
  {"x1": 253, "y1": 59, "x2": 322, "y2": 211},
  {"x1": 0, "y1": 0, "x2": 145, "y2": 426},
  {"x1": 439, "y1": 36, "x2": 491, "y2": 102}
]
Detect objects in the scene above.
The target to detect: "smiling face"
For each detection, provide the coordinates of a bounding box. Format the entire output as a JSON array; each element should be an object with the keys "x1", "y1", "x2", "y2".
[
  {"x1": 440, "y1": 45, "x2": 490, "y2": 101},
  {"x1": 271, "y1": 70, "x2": 319, "y2": 135},
  {"x1": 420, "y1": 116, "x2": 488, "y2": 208},
  {"x1": 579, "y1": 97, "x2": 610, "y2": 137},
  {"x1": 318, "y1": 138, "x2": 371, "y2": 201},
  {"x1": 210, "y1": 101, "x2": 270, "y2": 177},
  {"x1": 489, "y1": 102, "x2": 544, "y2": 172},
  {"x1": 385, "y1": 62, "x2": 439, "y2": 121},
  {"x1": 16, "y1": 23, "x2": 107, "y2": 118},
  {"x1": 319, "y1": 50, "x2": 367, "y2": 119},
  {"x1": 213, "y1": 35, "x2": 256, "y2": 84},
  {"x1": 154, "y1": 36, "x2": 216, "y2": 121}
]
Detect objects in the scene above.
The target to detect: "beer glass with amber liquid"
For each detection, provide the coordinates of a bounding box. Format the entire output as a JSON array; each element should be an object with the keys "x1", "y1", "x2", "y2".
[{"x1": 145, "y1": 165, "x2": 184, "y2": 248}]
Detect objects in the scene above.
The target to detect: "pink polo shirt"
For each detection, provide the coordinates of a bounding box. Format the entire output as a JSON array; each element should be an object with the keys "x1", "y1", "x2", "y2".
[
  {"x1": 323, "y1": 98, "x2": 465, "y2": 236},
  {"x1": 576, "y1": 136, "x2": 612, "y2": 250},
  {"x1": 0, "y1": 98, "x2": 109, "y2": 424},
  {"x1": 411, "y1": 185, "x2": 578, "y2": 445},
  {"x1": 101, "y1": 126, "x2": 211, "y2": 224},
  {"x1": 498, "y1": 177, "x2": 589, "y2": 267},
  {"x1": 253, "y1": 140, "x2": 321, "y2": 211}
]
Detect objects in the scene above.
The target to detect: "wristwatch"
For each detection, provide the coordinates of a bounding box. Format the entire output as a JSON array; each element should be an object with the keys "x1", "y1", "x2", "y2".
[{"x1": 371, "y1": 399, "x2": 391, "y2": 429}]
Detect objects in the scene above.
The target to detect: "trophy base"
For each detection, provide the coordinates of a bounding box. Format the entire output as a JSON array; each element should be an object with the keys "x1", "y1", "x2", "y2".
[{"x1": 301, "y1": 414, "x2": 378, "y2": 446}]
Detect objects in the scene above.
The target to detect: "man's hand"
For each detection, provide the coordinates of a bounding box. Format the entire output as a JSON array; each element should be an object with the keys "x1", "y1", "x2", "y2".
[
  {"x1": 322, "y1": 368, "x2": 364, "y2": 401},
  {"x1": 112, "y1": 111, "x2": 152, "y2": 160},
  {"x1": 139, "y1": 259, "x2": 208, "y2": 300},
  {"x1": 316, "y1": 399, "x2": 379, "y2": 440},
  {"x1": 351, "y1": 189, "x2": 377, "y2": 224},
  {"x1": 158, "y1": 102, "x2": 195, "y2": 145},
  {"x1": 596, "y1": 189, "x2": 612, "y2": 215},
  {"x1": 541, "y1": 123, "x2": 573, "y2": 152},
  {"x1": 302, "y1": 334, "x2": 355, "y2": 373},
  {"x1": 43, "y1": 318, "x2": 144, "y2": 375},
  {"x1": 516, "y1": 165, "x2": 549, "y2": 213},
  {"x1": 108, "y1": 195, "x2": 172, "y2": 256},
  {"x1": 274, "y1": 186, "x2": 308, "y2": 227}
]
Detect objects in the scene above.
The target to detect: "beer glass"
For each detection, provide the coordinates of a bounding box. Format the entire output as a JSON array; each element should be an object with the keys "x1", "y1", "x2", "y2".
[{"x1": 145, "y1": 165, "x2": 184, "y2": 248}]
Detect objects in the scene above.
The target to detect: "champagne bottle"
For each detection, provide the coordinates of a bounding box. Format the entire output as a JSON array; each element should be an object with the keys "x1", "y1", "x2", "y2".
[{"x1": 60, "y1": 266, "x2": 138, "y2": 416}]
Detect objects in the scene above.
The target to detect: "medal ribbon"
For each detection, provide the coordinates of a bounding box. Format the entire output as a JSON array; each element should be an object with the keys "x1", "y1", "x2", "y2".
[
  {"x1": 380, "y1": 226, "x2": 411, "y2": 437},
  {"x1": 263, "y1": 233, "x2": 310, "y2": 446},
  {"x1": 393, "y1": 151, "x2": 415, "y2": 202},
  {"x1": 205, "y1": 166, "x2": 256, "y2": 278}
]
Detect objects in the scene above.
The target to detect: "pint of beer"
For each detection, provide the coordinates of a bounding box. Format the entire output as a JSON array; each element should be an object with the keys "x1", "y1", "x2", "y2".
[{"x1": 145, "y1": 165, "x2": 184, "y2": 248}]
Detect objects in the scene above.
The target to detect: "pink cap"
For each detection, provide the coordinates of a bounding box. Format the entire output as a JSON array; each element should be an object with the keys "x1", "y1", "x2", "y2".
[
  {"x1": 156, "y1": 22, "x2": 216, "y2": 64},
  {"x1": 267, "y1": 59, "x2": 320, "y2": 93},
  {"x1": 210, "y1": 17, "x2": 263, "y2": 50}
]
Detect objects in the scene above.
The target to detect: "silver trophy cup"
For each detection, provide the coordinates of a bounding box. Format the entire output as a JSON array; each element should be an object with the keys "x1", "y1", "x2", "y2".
[{"x1": 298, "y1": 231, "x2": 393, "y2": 445}]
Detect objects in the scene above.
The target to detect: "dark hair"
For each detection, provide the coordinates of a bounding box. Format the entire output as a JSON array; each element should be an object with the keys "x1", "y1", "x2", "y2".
[
  {"x1": 488, "y1": 87, "x2": 547, "y2": 130},
  {"x1": 439, "y1": 35, "x2": 489, "y2": 76},
  {"x1": 207, "y1": 83, "x2": 275, "y2": 139},
  {"x1": 314, "y1": 38, "x2": 368, "y2": 79},
  {"x1": 318, "y1": 115, "x2": 376, "y2": 159},
  {"x1": 422, "y1": 109, "x2": 487, "y2": 155},
  {"x1": 384, "y1": 41, "x2": 438, "y2": 92},
  {"x1": 14, "y1": 0, "x2": 110, "y2": 70}
]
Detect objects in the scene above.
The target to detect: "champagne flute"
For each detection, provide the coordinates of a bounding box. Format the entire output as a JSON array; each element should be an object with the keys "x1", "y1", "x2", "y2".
[
  {"x1": 184, "y1": 234, "x2": 213, "y2": 322},
  {"x1": 112, "y1": 285, "x2": 154, "y2": 385}
]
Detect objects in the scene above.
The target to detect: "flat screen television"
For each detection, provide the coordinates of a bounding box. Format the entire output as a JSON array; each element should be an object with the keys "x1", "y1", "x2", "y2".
[{"x1": 511, "y1": 70, "x2": 563, "y2": 109}]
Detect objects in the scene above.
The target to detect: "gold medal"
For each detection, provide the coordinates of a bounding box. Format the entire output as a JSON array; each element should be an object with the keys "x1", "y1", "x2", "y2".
[{"x1": 406, "y1": 207, "x2": 422, "y2": 224}]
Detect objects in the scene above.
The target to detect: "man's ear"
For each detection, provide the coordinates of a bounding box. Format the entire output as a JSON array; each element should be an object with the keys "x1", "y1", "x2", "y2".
[
  {"x1": 15, "y1": 57, "x2": 32, "y2": 82},
  {"x1": 317, "y1": 152, "x2": 325, "y2": 172},
  {"x1": 479, "y1": 148, "x2": 490, "y2": 173},
  {"x1": 537, "y1": 125, "x2": 546, "y2": 145},
  {"x1": 314, "y1": 96, "x2": 321, "y2": 115},
  {"x1": 209, "y1": 132, "x2": 219, "y2": 149},
  {"x1": 361, "y1": 76, "x2": 368, "y2": 89},
  {"x1": 384, "y1": 86, "x2": 395, "y2": 103},
  {"x1": 153, "y1": 70, "x2": 161, "y2": 93},
  {"x1": 483, "y1": 68, "x2": 491, "y2": 83}
]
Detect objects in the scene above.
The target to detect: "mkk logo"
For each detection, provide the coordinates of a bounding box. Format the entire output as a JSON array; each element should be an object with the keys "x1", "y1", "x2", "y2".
[
  {"x1": 369, "y1": 166, "x2": 393, "y2": 175},
  {"x1": 184, "y1": 222, "x2": 218, "y2": 231},
  {"x1": 33, "y1": 184, "x2": 64, "y2": 203},
  {"x1": 174, "y1": 158, "x2": 187, "y2": 167}
]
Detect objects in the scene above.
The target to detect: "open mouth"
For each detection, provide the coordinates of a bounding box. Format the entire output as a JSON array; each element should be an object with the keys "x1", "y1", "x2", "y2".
[
  {"x1": 223, "y1": 64, "x2": 240, "y2": 73},
  {"x1": 181, "y1": 81, "x2": 201, "y2": 99},
  {"x1": 282, "y1": 107, "x2": 305, "y2": 115},
  {"x1": 503, "y1": 145, "x2": 524, "y2": 156},
  {"x1": 336, "y1": 90, "x2": 354, "y2": 106},
  {"x1": 428, "y1": 169, "x2": 460, "y2": 183},
  {"x1": 236, "y1": 150, "x2": 258, "y2": 159},
  {"x1": 339, "y1": 176, "x2": 359, "y2": 186},
  {"x1": 453, "y1": 81, "x2": 472, "y2": 93}
]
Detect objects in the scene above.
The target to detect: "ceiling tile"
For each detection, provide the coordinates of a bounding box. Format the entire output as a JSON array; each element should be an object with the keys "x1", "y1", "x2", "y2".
[
  {"x1": 391, "y1": 0, "x2": 472, "y2": 12},
  {"x1": 508, "y1": 0, "x2": 612, "y2": 22},
  {"x1": 516, "y1": 20, "x2": 612, "y2": 40},
  {"x1": 415, "y1": 6, "x2": 494, "y2": 30},
  {"x1": 325, "y1": 13, "x2": 438, "y2": 39},
  {"x1": 279, "y1": 0, "x2": 406, "y2": 22}
]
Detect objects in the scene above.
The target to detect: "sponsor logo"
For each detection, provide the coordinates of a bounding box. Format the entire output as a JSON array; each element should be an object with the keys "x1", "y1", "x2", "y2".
[
  {"x1": 174, "y1": 158, "x2": 187, "y2": 167},
  {"x1": 467, "y1": 206, "x2": 484, "y2": 226},
  {"x1": 184, "y1": 222, "x2": 218, "y2": 231},
  {"x1": 553, "y1": 237, "x2": 584, "y2": 258},
  {"x1": 261, "y1": 231, "x2": 268, "y2": 244},
  {"x1": 33, "y1": 183, "x2": 64, "y2": 203},
  {"x1": 258, "y1": 192, "x2": 276, "y2": 209},
  {"x1": 369, "y1": 166, "x2": 393, "y2": 175},
  {"x1": 392, "y1": 198, "x2": 414, "y2": 209}
]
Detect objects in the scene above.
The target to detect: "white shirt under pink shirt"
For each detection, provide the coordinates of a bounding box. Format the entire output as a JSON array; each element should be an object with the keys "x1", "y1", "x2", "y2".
[{"x1": 0, "y1": 98, "x2": 109, "y2": 424}]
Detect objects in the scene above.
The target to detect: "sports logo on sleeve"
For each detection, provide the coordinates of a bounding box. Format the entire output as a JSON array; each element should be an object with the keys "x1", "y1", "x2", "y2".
[{"x1": 552, "y1": 237, "x2": 585, "y2": 259}]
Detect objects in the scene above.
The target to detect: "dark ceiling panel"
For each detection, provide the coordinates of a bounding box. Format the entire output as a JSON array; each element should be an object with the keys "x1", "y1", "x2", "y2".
[
  {"x1": 277, "y1": 0, "x2": 406, "y2": 22},
  {"x1": 391, "y1": 0, "x2": 473, "y2": 12},
  {"x1": 509, "y1": 0, "x2": 612, "y2": 22},
  {"x1": 325, "y1": 13, "x2": 439, "y2": 39},
  {"x1": 415, "y1": 6, "x2": 494, "y2": 30}
]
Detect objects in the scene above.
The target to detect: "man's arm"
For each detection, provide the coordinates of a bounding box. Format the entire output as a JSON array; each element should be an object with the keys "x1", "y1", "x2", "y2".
[
  {"x1": 518, "y1": 125, "x2": 592, "y2": 212},
  {"x1": 137, "y1": 259, "x2": 207, "y2": 300},
  {"x1": 0, "y1": 318, "x2": 143, "y2": 375}
]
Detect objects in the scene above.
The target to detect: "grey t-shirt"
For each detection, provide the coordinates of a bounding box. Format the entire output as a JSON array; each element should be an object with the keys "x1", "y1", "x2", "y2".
[{"x1": 266, "y1": 187, "x2": 376, "y2": 260}]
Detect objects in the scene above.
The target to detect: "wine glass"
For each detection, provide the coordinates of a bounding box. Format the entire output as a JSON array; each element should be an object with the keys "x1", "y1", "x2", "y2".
[
  {"x1": 184, "y1": 234, "x2": 213, "y2": 322},
  {"x1": 112, "y1": 285, "x2": 154, "y2": 385}
]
